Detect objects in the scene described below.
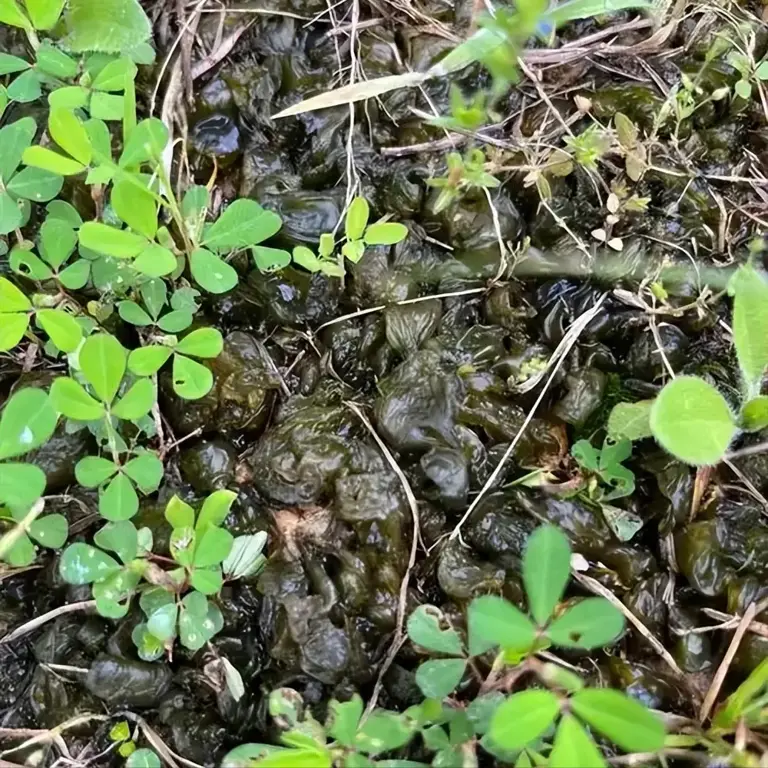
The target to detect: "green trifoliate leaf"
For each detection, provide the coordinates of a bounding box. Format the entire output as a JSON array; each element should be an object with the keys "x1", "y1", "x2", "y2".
[
  {"x1": 128, "y1": 345, "x2": 173, "y2": 376},
  {"x1": 24, "y1": 0, "x2": 65, "y2": 30},
  {"x1": 40, "y1": 218, "x2": 77, "y2": 269},
  {"x1": 467, "y1": 594, "x2": 536, "y2": 656},
  {"x1": 50, "y1": 377, "x2": 106, "y2": 421},
  {"x1": 62, "y1": 0, "x2": 152, "y2": 54},
  {"x1": 93, "y1": 519, "x2": 138, "y2": 563},
  {"x1": 0, "y1": 462, "x2": 46, "y2": 511},
  {"x1": 118, "y1": 117, "x2": 167, "y2": 167},
  {"x1": 164, "y1": 495, "x2": 195, "y2": 529},
  {"x1": 79, "y1": 222, "x2": 147, "y2": 258},
  {"x1": 99, "y1": 473, "x2": 138, "y2": 521},
  {"x1": 0, "y1": 387, "x2": 57, "y2": 460},
  {"x1": 122, "y1": 452, "x2": 162, "y2": 492},
  {"x1": 650, "y1": 376, "x2": 736, "y2": 466},
  {"x1": 59, "y1": 542, "x2": 120, "y2": 584},
  {"x1": 0, "y1": 117, "x2": 36, "y2": 183},
  {"x1": 523, "y1": 525, "x2": 571, "y2": 626},
  {"x1": 175, "y1": 328, "x2": 223, "y2": 358},
  {"x1": 570, "y1": 688, "x2": 665, "y2": 753},
  {"x1": 407, "y1": 604, "x2": 463, "y2": 656},
  {"x1": 48, "y1": 108, "x2": 92, "y2": 166},
  {"x1": 118, "y1": 300, "x2": 153, "y2": 326},
  {"x1": 415, "y1": 658, "x2": 466, "y2": 699},
  {"x1": 195, "y1": 489, "x2": 236, "y2": 535},
  {"x1": 6, "y1": 166, "x2": 63, "y2": 201},
  {"x1": 549, "y1": 714, "x2": 605, "y2": 768},
  {"x1": 22, "y1": 145, "x2": 85, "y2": 176},
  {"x1": 110, "y1": 179, "x2": 157, "y2": 239},
  {"x1": 189, "y1": 566, "x2": 223, "y2": 595},
  {"x1": 28, "y1": 514, "x2": 68, "y2": 548},
  {"x1": 79, "y1": 333, "x2": 127, "y2": 404},
  {"x1": 488, "y1": 690, "x2": 560, "y2": 751},
  {"x1": 35, "y1": 41, "x2": 75, "y2": 75},
  {"x1": 190, "y1": 248, "x2": 238, "y2": 294},
  {"x1": 547, "y1": 598, "x2": 624, "y2": 649},
  {"x1": 36, "y1": 308, "x2": 82, "y2": 353},
  {"x1": 75, "y1": 455, "x2": 118, "y2": 487},
  {"x1": 202, "y1": 199, "x2": 282, "y2": 251},
  {"x1": 193, "y1": 525, "x2": 233, "y2": 568},
  {"x1": 132, "y1": 245, "x2": 176, "y2": 278},
  {"x1": 172, "y1": 354, "x2": 213, "y2": 400},
  {"x1": 111, "y1": 378, "x2": 155, "y2": 420},
  {"x1": 222, "y1": 532, "x2": 267, "y2": 580},
  {"x1": 11, "y1": 245, "x2": 53, "y2": 280}
]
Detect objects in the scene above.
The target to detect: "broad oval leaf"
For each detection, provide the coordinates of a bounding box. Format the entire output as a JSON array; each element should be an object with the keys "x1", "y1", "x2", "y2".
[
  {"x1": 0, "y1": 0, "x2": 31, "y2": 30},
  {"x1": 0, "y1": 53, "x2": 30, "y2": 74},
  {"x1": 80, "y1": 333, "x2": 126, "y2": 404},
  {"x1": 48, "y1": 85, "x2": 90, "y2": 109},
  {"x1": 110, "y1": 179, "x2": 157, "y2": 239},
  {"x1": 118, "y1": 117, "x2": 168, "y2": 167},
  {"x1": 549, "y1": 714, "x2": 606, "y2": 768},
  {"x1": 523, "y1": 525, "x2": 571, "y2": 626},
  {"x1": 75, "y1": 455, "x2": 118, "y2": 487},
  {"x1": 193, "y1": 525, "x2": 234, "y2": 568},
  {"x1": 49, "y1": 376, "x2": 106, "y2": 421},
  {"x1": 650, "y1": 376, "x2": 736, "y2": 466},
  {"x1": 196, "y1": 489, "x2": 236, "y2": 535},
  {"x1": 190, "y1": 248, "x2": 238, "y2": 293},
  {"x1": 62, "y1": 0, "x2": 152, "y2": 54},
  {"x1": 571, "y1": 688, "x2": 665, "y2": 753},
  {"x1": 92, "y1": 56, "x2": 137, "y2": 91},
  {"x1": 0, "y1": 311, "x2": 29, "y2": 350},
  {"x1": 40, "y1": 218, "x2": 77, "y2": 269},
  {"x1": 24, "y1": 0, "x2": 65, "y2": 29},
  {"x1": 414, "y1": 658, "x2": 466, "y2": 699},
  {"x1": 222, "y1": 532, "x2": 267, "y2": 580},
  {"x1": 202, "y1": 199, "x2": 282, "y2": 251},
  {"x1": 164, "y1": 494, "x2": 194, "y2": 529},
  {"x1": 732, "y1": 264, "x2": 768, "y2": 392},
  {"x1": 172, "y1": 354, "x2": 213, "y2": 400},
  {"x1": 99, "y1": 472, "x2": 138, "y2": 520},
  {"x1": 488, "y1": 690, "x2": 560, "y2": 750},
  {"x1": 406, "y1": 604, "x2": 463, "y2": 656},
  {"x1": 0, "y1": 462, "x2": 46, "y2": 511},
  {"x1": 175, "y1": 327, "x2": 223, "y2": 358},
  {"x1": 0, "y1": 190, "x2": 24, "y2": 235},
  {"x1": 133, "y1": 244, "x2": 176, "y2": 277},
  {"x1": 48, "y1": 108, "x2": 92, "y2": 166},
  {"x1": 467, "y1": 594, "x2": 536, "y2": 656},
  {"x1": 11, "y1": 245, "x2": 53, "y2": 280},
  {"x1": 742, "y1": 396, "x2": 768, "y2": 432},
  {"x1": 364, "y1": 221, "x2": 408, "y2": 246},
  {"x1": 22, "y1": 145, "x2": 84, "y2": 176},
  {"x1": 345, "y1": 197, "x2": 369, "y2": 241},
  {"x1": 0, "y1": 116, "x2": 36, "y2": 183},
  {"x1": 28, "y1": 513, "x2": 68, "y2": 547},
  {"x1": 118, "y1": 300, "x2": 153, "y2": 326},
  {"x1": 123, "y1": 451, "x2": 163, "y2": 492},
  {"x1": 189, "y1": 566, "x2": 223, "y2": 595},
  {"x1": 36, "y1": 308, "x2": 82, "y2": 353},
  {"x1": 59, "y1": 542, "x2": 120, "y2": 584},
  {"x1": 58, "y1": 259, "x2": 90, "y2": 290},
  {"x1": 146, "y1": 601, "x2": 178, "y2": 642},
  {"x1": 79, "y1": 221, "x2": 147, "y2": 258},
  {"x1": 0, "y1": 387, "x2": 57, "y2": 460},
  {"x1": 125, "y1": 749, "x2": 161, "y2": 768},
  {"x1": 546, "y1": 597, "x2": 624, "y2": 649},
  {"x1": 111, "y1": 377, "x2": 155, "y2": 420},
  {"x1": 128, "y1": 345, "x2": 173, "y2": 375},
  {"x1": 6, "y1": 166, "x2": 63, "y2": 201},
  {"x1": 157, "y1": 309, "x2": 192, "y2": 333},
  {"x1": 252, "y1": 246, "x2": 291, "y2": 272},
  {"x1": 607, "y1": 400, "x2": 654, "y2": 441},
  {"x1": 0, "y1": 275, "x2": 32, "y2": 311}
]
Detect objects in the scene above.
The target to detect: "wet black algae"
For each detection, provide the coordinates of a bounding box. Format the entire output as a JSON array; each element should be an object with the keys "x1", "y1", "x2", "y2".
[{"x1": 2, "y1": 0, "x2": 768, "y2": 763}]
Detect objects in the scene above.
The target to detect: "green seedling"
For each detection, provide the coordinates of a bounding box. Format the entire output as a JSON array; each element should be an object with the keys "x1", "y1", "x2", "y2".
[{"x1": 571, "y1": 436, "x2": 635, "y2": 501}]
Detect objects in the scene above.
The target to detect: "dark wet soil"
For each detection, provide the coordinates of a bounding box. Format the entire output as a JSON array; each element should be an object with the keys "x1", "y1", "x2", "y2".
[{"x1": 2, "y1": 0, "x2": 768, "y2": 764}]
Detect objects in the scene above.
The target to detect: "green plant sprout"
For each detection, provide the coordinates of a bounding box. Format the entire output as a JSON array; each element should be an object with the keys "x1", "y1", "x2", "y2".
[
  {"x1": 58, "y1": 491, "x2": 266, "y2": 658},
  {"x1": 607, "y1": 263, "x2": 768, "y2": 466},
  {"x1": 571, "y1": 436, "x2": 635, "y2": 502},
  {"x1": 427, "y1": 148, "x2": 501, "y2": 213},
  {"x1": 224, "y1": 526, "x2": 665, "y2": 767}
]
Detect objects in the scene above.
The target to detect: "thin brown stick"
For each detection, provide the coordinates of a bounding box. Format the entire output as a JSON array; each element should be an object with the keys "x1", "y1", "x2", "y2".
[{"x1": 699, "y1": 602, "x2": 758, "y2": 723}]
